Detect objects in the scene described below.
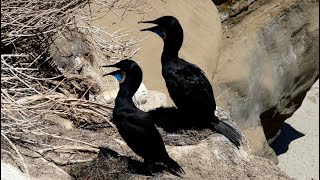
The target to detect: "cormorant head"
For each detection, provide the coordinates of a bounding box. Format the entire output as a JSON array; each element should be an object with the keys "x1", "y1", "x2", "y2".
[
  {"x1": 139, "y1": 16, "x2": 181, "y2": 40},
  {"x1": 101, "y1": 59, "x2": 142, "y2": 85},
  {"x1": 139, "y1": 16, "x2": 183, "y2": 57}
]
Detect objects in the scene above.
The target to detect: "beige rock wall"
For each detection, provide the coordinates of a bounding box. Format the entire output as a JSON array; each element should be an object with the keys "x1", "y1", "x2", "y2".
[
  {"x1": 213, "y1": 0, "x2": 319, "y2": 162},
  {"x1": 52, "y1": 0, "x2": 318, "y2": 164},
  {"x1": 92, "y1": 0, "x2": 222, "y2": 105}
]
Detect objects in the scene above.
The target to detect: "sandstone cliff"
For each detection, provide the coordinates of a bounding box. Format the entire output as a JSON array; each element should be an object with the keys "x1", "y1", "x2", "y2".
[{"x1": 1, "y1": 0, "x2": 318, "y2": 179}]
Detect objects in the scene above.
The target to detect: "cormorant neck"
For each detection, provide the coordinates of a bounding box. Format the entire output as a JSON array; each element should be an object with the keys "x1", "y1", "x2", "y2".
[
  {"x1": 115, "y1": 84, "x2": 135, "y2": 108},
  {"x1": 114, "y1": 71, "x2": 142, "y2": 109},
  {"x1": 161, "y1": 24, "x2": 183, "y2": 63}
]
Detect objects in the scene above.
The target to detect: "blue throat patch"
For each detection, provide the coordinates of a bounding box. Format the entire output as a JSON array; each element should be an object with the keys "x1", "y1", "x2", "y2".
[
  {"x1": 114, "y1": 72, "x2": 123, "y2": 81},
  {"x1": 155, "y1": 29, "x2": 164, "y2": 38}
]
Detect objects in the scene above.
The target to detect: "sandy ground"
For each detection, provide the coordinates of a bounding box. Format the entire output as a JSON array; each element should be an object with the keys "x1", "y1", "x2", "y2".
[{"x1": 271, "y1": 80, "x2": 319, "y2": 180}]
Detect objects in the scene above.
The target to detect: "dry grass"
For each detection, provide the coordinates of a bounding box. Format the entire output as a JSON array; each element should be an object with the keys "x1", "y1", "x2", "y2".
[
  {"x1": 1, "y1": 0, "x2": 151, "y2": 177},
  {"x1": 70, "y1": 147, "x2": 133, "y2": 180}
]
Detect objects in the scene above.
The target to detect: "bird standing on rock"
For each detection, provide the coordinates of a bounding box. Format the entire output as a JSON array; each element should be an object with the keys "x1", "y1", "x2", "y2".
[
  {"x1": 139, "y1": 16, "x2": 242, "y2": 148},
  {"x1": 101, "y1": 59, "x2": 184, "y2": 176}
]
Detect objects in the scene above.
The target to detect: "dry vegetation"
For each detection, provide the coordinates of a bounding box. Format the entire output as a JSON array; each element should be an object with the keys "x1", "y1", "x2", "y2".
[{"x1": 1, "y1": 0, "x2": 151, "y2": 179}]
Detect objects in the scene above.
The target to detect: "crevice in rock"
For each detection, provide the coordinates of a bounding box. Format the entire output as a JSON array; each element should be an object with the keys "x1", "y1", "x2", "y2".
[
  {"x1": 216, "y1": 0, "x2": 272, "y2": 27},
  {"x1": 212, "y1": 0, "x2": 229, "y2": 6},
  {"x1": 260, "y1": 84, "x2": 316, "y2": 140}
]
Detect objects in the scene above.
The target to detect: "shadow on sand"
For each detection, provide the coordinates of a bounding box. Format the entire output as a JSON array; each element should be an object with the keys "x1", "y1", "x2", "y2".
[{"x1": 270, "y1": 122, "x2": 305, "y2": 156}]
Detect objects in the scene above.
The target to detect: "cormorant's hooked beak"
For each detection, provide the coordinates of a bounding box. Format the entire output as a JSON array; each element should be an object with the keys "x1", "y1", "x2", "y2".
[
  {"x1": 140, "y1": 26, "x2": 159, "y2": 32},
  {"x1": 139, "y1": 20, "x2": 159, "y2": 32},
  {"x1": 139, "y1": 21, "x2": 165, "y2": 39},
  {"x1": 101, "y1": 64, "x2": 116, "y2": 68},
  {"x1": 138, "y1": 20, "x2": 157, "y2": 24},
  {"x1": 101, "y1": 64, "x2": 117, "y2": 77},
  {"x1": 102, "y1": 69, "x2": 120, "y2": 77}
]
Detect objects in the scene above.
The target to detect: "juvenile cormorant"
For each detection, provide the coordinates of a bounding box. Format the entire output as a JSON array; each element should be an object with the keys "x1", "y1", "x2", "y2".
[
  {"x1": 139, "y1": 16, "x2": 242, "y2": 148},
  {"x1": 101, "y1": 59, "x2": 184, "y2": 176}
]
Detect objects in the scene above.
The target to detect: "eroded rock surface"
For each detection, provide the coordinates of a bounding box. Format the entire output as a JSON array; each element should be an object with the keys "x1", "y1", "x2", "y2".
[
  {"x1": 1, "y1": 106, "x2": 291, "y2": 180},
  {"x1": 89, "y1": 0, "x2": 222, "y2": 106},
  {"x1": 213, "y1": 0, "x2": 319, "y2": 162},
  {"x1": 52, "y1": 109, "x2": 294, "y2": 179}
]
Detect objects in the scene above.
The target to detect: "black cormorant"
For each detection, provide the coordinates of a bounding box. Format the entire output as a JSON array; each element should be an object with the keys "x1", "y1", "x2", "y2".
[
  {"x1": 139, "y1": 16, "x2": 242, "y2": 148},
  {"x1": 101, "y1": 59, "x2": 184, "y2": 176}
]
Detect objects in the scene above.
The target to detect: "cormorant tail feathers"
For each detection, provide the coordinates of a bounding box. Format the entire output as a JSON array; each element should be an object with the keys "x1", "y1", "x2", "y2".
[
  {"x1": 165, "y1": 156, "x2": 185, "y2": 177},
  {"x1": 212, "y1": 120, "x2": 242, "y2": 148}
]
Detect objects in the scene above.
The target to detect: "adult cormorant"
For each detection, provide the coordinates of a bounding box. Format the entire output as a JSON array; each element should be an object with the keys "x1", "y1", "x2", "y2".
[
  {"x1": 102, "y1": 59, "x2": 184, "y2": 176},
  {"x1": 139, "y1": 16, "x2": 242, "y2": 148}
]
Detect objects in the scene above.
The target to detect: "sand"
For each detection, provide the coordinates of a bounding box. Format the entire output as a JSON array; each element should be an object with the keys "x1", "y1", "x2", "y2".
[{"x1": 271, "y1": 80, "x2": 319, "y2": 180}]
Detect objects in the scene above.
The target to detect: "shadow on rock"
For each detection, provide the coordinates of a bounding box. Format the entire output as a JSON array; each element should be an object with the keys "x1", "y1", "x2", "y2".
[
  {"x1": 70, "y1": 147, "x2": 166, "y2": 180},
  {"x1": 270, "y1": 122, "x2": 305, "y2": 156}
]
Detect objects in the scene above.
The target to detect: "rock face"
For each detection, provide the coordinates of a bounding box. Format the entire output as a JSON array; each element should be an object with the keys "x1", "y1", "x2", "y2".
[
  {"x1": 50, "y1": 0, "x2": 222, "y2": 107},
  {"x1": 68, "y1": 108, "x2": 291, "y2": 180},
  {"x1": 90, "y1": 0, "x2": 222, "y2": 106},
  {"x1": 49, "y1": 0, "x2": 318, "y2": 166},
  {"x1": 1, "y1": 108, "x2": 291, "y2": 180},
  {"x1": 213, "y1": 0, "x2": 257, "y2": 21},
  {"x1": 151, "y1": 108, "x2": 291, "y2": 180},
  {"x1": 153, "y1": 137, "x2": 291, "y2": 180},
  {"x1": 270, "y1": 80, "x2": 319, "y2": 179},
  {"x1": 4, "y1": 0, "x2": 317, "y2": 179},
  {"x1": 213, "y1": 0, "x2": 319, "y2": 162}
]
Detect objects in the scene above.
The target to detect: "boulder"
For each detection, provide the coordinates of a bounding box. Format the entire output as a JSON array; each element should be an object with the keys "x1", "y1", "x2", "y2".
[
  {"x1": 155, "y1": 136, "x2": 290, "y2": 180},
  {"x1": 213, "y1": 0, "x2": 319, "y2": 161},
  {"x1": 69, "y1": 108, "x2": 292, "y2": 180},
  {"x1": 50, "y1": 0, "x2": 222, "y2": 106},
  {"x1": 90, "y1": 0, "x2": 222, "y2": 105},
  {"x1": 1, "y1": 108, "x2": 292, "y2": 180},
  {"x1": 213, "y1": 0, "x2": 257, "y2": 21}
]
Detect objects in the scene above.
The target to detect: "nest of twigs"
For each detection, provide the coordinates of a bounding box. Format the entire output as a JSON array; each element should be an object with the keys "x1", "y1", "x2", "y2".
[{"x1": 1, "y1": 0, "x2": 151, "y2": 178}]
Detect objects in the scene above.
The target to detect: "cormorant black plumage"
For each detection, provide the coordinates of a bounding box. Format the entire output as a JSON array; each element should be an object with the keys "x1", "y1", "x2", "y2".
[
  {"x1": 148, "y1": 106, "x2": 182, "y2": 133},
  {"x1": 101, "y1": 59, "x2": 184, "y2": 176},
  {"x1": 139, "y1": 16, "x2": 242, "y2": 148}
]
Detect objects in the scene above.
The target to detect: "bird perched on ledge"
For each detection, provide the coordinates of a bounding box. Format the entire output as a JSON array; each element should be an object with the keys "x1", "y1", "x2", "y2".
[
  {"x1": 101, "y1": 59, "x2": 184, "y2": 176},
  {"x1": 139, "y1": 16, "x2": 242, "y2": 148}
]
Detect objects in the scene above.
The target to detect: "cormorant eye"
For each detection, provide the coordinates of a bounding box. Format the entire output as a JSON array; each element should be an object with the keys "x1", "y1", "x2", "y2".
[{"x1": 121, "y1": 71, "x2": 127, "y2": 83}]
